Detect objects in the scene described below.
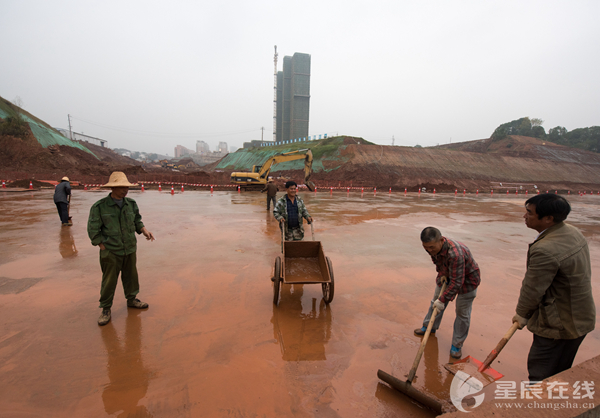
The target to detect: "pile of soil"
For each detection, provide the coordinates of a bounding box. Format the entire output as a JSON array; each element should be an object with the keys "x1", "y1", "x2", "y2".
[
  {"x1": 0, "y1": 124, "x2": 146, "y2": 180},
  {"x1": 8, "y1": 179, "x2": 55, "y2": 188},
  {"x1": 3, "y1": 117, "x2": 600, "y2": 191}
]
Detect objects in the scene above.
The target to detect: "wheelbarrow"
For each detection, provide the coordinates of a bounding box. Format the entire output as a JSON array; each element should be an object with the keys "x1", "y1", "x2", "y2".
[{"x1": 272, "y1": 221, "x2": 334, "y2": 306}]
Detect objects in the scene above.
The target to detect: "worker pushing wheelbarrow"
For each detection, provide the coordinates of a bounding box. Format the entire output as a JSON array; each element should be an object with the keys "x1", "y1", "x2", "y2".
[{"x1": 271, "y1": 181, "x2": 334, "y2": 306}]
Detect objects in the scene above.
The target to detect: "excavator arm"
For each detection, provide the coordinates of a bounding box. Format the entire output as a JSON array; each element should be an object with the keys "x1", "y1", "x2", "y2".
[
  {"x1": 231, "y1": 149, "x2": 315, "y2": 191},
  {"x1": 257, "y1": 149, "x2": 312, "y2": 177}
]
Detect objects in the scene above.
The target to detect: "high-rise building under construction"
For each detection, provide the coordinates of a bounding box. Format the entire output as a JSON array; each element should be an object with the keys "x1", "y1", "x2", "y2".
[{"x1": 276, "y1": 52, "x2": 310, "y2": 143}]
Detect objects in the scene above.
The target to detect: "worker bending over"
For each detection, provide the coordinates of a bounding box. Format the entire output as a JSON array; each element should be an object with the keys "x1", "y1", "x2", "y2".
[{"x1": 415, "y1": 227, "x2": 481, "y2": 359}]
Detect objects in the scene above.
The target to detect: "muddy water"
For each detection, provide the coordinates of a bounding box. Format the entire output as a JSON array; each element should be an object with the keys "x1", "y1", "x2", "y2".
[{"x1": 1, "y1": 190, "x2": 599, "y2": 417}]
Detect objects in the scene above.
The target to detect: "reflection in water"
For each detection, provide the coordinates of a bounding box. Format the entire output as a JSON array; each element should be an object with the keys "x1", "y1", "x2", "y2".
[
  {"x1": 58, "y1": 227, "x2": 78, "y2": 258},
  {"x1": 422, "y1": 334, "x2": 452, "y2": 399},
  {"x1": 101, "y1": 310, "x2": 152, "y2": 417},
  {"x1": 264, "y1": 211, "x2": 279, "y2": 239},
  {"x1": 271, "y1": 284, "x2": 332, "y2": 361}
]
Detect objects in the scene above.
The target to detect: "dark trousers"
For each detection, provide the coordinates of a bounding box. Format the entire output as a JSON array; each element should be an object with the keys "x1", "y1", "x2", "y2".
[
  {"x1": 99, "y1": 250, "x2": 140, "y2": 308},
  {"x1": 55, "y1": 202, "x2": 69, "y2": 224},
  {"x1": 527, "y1": 333, "x2": 586, "y2": 382},
  {"x1": 267, "y1": 195, "x2": 276, "y2": 210}
]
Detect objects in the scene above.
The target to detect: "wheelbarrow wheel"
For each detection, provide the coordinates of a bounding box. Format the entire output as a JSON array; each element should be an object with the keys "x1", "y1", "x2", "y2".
[
  {"x1": 322, "y1": 256, "x2": 334, "y2": 304},
  {"x1": 273, "y1": 256, "x2": 281, "y2": 306}
]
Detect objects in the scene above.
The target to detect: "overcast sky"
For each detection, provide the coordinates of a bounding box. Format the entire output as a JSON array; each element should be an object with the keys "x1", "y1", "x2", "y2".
[{"x1": 1, "y1": 0, "x2": 599, "y2": 156}]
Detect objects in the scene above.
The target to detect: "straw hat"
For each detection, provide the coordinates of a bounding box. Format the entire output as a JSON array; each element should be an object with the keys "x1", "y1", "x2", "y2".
[
  {"x1": 61, "y1": 176, "x2": 70, "y2": 182},
  {"x1": 102, "y1": 172, "x2": 138, "y2": 188}
]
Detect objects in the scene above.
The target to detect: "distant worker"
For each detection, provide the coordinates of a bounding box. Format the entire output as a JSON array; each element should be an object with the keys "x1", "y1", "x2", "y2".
[
  {"x1": 87, "y1": 172, "x2": 155, "y2": 326},
  {"x1": 53, "y1": 176, "x2": 72, "y2": 226},
  {"x1": 415, "y1": 227, "x2": 481, "y2": 359},
  {"x1": 513, "y1": 194, "x2": 595, "y2": 382},
  {"x1": 273, "y1": 181, "x2": 313, "y2": 241},
  {"x1": 261, "y1": 177, "x2": 278, "y2": 211}
]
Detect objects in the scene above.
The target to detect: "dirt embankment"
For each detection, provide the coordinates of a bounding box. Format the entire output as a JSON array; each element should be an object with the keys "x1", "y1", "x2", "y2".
[
  {"x1": 251, "y1": 136, "x2": 600, "y2": 191},
  {"x1": 0, "y1": 124, "x2": 142, "y2": 178},
  {"x1": 3, "y1": 125, "x2": 600, "y2": 191}
]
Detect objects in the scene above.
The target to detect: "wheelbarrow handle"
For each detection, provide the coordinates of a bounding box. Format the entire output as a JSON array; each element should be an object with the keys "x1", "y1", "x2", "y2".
[{"x1": 280, "y1": 220, "x2": 286, "y2": 253}]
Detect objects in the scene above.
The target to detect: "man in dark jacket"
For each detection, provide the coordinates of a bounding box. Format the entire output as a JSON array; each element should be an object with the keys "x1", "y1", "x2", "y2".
[
  {"x1": 261, "y1": 177, "x2": 278, "y2": 211},
  {"x1": 53, "y1": 176, "x2": 71, "y2": 226},
  {"x1": 513, "y1": 193, "x2": 595, "y2": 382},
  {"x1": 88, "y1": 172, "x2": 155, "y2": 326}
]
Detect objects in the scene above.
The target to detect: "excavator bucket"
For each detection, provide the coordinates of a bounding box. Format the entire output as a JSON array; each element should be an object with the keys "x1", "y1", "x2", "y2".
[{"x1": 304, "y1": 150, "x2": 314, "y2": 191}]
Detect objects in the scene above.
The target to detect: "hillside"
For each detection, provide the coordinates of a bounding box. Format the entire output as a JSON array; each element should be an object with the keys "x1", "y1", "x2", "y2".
[
  {"x1": 216, "y1": 135, "x2": 600, "y2": 191},
  {"x1": 2, "y1": 94, "x2": 600, "y2": 191},
  {"x1": 0, "y1": 95, "x2": 144, "y2": 179}
]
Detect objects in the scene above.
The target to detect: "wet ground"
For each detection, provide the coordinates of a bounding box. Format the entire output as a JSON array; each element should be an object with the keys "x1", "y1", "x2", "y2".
[{"x1": 1, "y1": 189, "x2": 599, "y2": 418}]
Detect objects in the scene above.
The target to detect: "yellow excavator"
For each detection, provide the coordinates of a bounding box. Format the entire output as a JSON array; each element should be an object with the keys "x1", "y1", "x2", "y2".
[{"x1": 230, "y1": 149, "x2": 315, "y2": 191}]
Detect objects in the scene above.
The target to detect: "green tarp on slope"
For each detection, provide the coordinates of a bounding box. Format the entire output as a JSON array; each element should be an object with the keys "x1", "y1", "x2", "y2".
[
  {"x1": 215, "y1": 138, "x2": 350, "y2": 173},
  {"x1": 0, "y1": 101, "x2": 97, "y2": 158}
]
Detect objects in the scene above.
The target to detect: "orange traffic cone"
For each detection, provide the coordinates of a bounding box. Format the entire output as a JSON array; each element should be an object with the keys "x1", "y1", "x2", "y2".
[
  {"x1": 29, "y1": 181, "x2": 33, "y2": 189},
  {"x1": 171, "y1": 185, "x2": 174, "y2": 195}
]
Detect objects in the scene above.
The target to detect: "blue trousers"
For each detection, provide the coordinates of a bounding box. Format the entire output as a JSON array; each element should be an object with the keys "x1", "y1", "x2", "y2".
[{"x1": 422, "y1": 286, "x2": 477, "y2": 348}]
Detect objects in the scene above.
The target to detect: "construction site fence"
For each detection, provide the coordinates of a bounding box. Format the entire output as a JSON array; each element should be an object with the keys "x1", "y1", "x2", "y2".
[
  {"x1": 0, "y1": 171, "x2": 225, "y2": 185},
  {"x1": 0, "y1": 171, "x2": 381, "y2": 189},
  {"x1": 2, "y1": 171, "x2": 600, "y2": 195}
]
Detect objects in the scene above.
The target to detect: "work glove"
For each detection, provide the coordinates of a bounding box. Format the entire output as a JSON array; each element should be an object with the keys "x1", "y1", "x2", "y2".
[
  {"x1": 512, "y1": 314, "x2": 528, "y2": 330},
  {"x1": 433, "y1": 299, "x2": 445, "y2": 312}
]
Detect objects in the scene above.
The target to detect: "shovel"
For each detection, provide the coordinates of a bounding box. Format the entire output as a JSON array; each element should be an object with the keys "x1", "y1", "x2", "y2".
[
  {"x1": 444, "y1": 322, "x2": 520, "y2": 387},
  {"x1": 67, "y1": 194, "x2": 73, "y2": 225},
  {"x1": 378, "y1": 277, "x2": 452, "y2": 414}
]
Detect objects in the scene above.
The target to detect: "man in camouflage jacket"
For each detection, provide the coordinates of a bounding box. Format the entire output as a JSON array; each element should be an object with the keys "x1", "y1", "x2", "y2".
[{"x1": 273, "y1": 181, "x2": 313, "y2": 241}]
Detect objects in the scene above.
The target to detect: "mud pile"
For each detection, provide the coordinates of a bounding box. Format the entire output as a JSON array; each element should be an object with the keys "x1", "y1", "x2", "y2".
[
  {"x1": 2, "y1": 92, "x2": 599, "y2": 191},
  {"x1": 219, "y1": 135, "x2": 600, "y2": 191}
]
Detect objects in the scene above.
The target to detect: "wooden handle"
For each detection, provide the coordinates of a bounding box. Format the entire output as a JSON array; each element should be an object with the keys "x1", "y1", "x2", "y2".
[
  {"x1": 478, "y1": 322, "x2": 520, "y2": 372},
  {"x1": 281, "y1": 221, "x2": 285, "y2": 254},
  {"x1": 407, "y1": 277, "x2": 447, "y2": 383}
]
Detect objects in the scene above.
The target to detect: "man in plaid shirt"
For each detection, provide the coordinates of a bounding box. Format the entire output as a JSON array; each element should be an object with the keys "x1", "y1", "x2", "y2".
[{"x1": 414, "y1": 227, "x2": 481, "y2": 358}]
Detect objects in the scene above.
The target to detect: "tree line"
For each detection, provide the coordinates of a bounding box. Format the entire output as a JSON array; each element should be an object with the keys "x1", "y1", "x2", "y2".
[{"x1": 491, "y1": 117, "x2": 600, "y2": 153}]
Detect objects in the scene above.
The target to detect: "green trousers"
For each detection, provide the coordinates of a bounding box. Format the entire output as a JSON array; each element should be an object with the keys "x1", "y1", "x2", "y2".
[{"x1": 99, "y1": 249, "x2": 140, "y2": 308}]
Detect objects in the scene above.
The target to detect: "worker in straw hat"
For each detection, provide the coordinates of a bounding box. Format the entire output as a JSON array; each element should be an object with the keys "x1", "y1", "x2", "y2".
[
  {"x1": 87, "y1": 171, "x2": 155, "y2": 326},
  {"x1": 53, "y1": 176, "x2": 72, "y2": 226},
  {"x1": 260, "y1": 177, "x2": 278, "y2": 211}
]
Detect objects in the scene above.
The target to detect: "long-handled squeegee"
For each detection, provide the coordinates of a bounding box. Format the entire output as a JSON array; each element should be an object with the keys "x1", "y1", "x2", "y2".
[{"x1": 377, "y1": 277, "x2": 454, "y2": 414}]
